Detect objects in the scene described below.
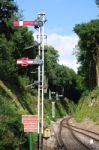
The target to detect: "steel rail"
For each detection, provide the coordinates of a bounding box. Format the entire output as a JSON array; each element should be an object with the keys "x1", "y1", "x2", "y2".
[
  {"x1": 63, "y1": 124, "x2": 99, "y2": 142},
  {"x1": 61, "y1": 117, "x2": 91, "y2": 150},
  {"x1": 63, "y1": 121, "x2": 99, "y2": 136},
  {"x1": 62, "y1": 117, "x2": 99, "y2": 142},
  {"x1": 58, "y1": 120, "x2": 68, "y2": 150},
  {"x1": 52, "y1": 124, "x2": 66, "y2": 150}
]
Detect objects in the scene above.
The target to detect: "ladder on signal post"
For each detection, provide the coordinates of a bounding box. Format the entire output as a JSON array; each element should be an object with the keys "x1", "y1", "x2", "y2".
[{"x1": 13, "y1": 13, "x2": 47, "y2": 150}]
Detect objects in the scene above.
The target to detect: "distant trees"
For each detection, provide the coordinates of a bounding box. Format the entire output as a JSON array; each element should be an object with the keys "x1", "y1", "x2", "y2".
[
  {"x1": 45, "y1": 46, "x2": 81, "y2": 101},
  {"x1": 45, "y1": 46, "x2": 59, "y2": 87},
  {"x1": 74, "y1": 19, "x2": 99, "y2": 89}
]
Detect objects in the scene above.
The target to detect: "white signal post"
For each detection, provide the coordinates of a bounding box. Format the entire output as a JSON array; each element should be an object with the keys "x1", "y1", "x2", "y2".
[
  {"x1": 37, "y1": 13, "x2": 47, "y2": 149},
  {"x1": 41, "y1": 12, "x2": 45, "y2": 134},
  {"x1": 37, "y1": 27, "x2": 41, "y2": 134},
  {"x1": 52, "y1": 101, "x2": 55, "y2": 118},
  {"x1": 14, "y1": 13, "x2": 47, "y2": 149},
  {"x1": 37, "y1": 12, "x2": 47, "y2": 135}
]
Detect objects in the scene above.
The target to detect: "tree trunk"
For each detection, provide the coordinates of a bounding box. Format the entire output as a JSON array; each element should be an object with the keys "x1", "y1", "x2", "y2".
[
  {"x1": 94, "y1": 37, "x2": 99, "y2": 87},
  {"x1": 89, "y1": 60, "x2": 96, "y2": 88},
  {"x1": 96, "y1": 62, "x2": 99, "y2": 86}
]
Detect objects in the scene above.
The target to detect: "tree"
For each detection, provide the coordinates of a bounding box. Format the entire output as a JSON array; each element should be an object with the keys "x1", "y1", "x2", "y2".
[
  {"x1": 12, "y1": 27, "x2": 36, "y2": 80},
  {"x1": 0, "y1": 0, "x2": 18, "y2": 39},
  {"x1": 45, "y1": 46, "x2": 59, "y2": 89},
  {"x1": 0, "y1": 1, "x2": 36, "y2": 148},
  {"x1": 96, "y1": 0, "x2": 99, "y2": 6},
  {"x1": 0, "y1": 0, "x2": 18, "y2": 81},
  {"x1": 0, "y1": 0, "x2": 36, "y2": 82},
  {"x1": 45, "y1": 46, "x2": 80, "y2": 101},
  {"x1": 74, "y1": 19, "x2": 99, "y2": 88}
]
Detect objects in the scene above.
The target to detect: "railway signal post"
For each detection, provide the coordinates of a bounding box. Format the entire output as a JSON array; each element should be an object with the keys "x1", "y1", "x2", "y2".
[
  {"x1": 37, "y1": 12, "x2": 47, "y2": 149},
  {"x1": 13, "y1": 12, "x2": 47, "y2": 150}
]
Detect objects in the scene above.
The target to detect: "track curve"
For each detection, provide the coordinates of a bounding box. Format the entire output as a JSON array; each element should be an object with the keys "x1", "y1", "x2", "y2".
[{"x1": 58, "y1": 117, "x2": 99, "y2": 150}]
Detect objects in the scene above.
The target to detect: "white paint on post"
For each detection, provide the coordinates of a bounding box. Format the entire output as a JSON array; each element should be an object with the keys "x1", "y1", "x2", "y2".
[
  {"x1": 41, "y1": 20, "x2": 44, "y2": 134},
  {"x1": 52, "y1": 101, "x2": 55, "y2": 118},
  {"x1": 56, "y1": 92, "x2": 58, "y2": 101},
  {"x1": 37, "y1": 12, "x2": 46, "y2": 134},
  {"x1": 37, "y1": 27, "x2": 41, "y2": 134},
  {"x1": 98, "y1": 76, "x2": 99, "y2": 87},
  {"x1": 49, "y1": 89, "x2": 51, "y2": 100}
]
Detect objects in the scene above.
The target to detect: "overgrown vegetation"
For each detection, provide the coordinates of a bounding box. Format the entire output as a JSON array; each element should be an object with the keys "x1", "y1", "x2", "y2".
[
  {"x1": 0, "y1": 0, "x2": 99, "y2": 149},
  {"x1": 74, "y1": 19, "x2": 99, "y2": 89},
  {"x1": 73, "y1": 4, "x2": 99, "y2": 123},
  {"x1": 74, "y1": 87, "x2": 99, "y2": 123},
  {"x1": 0, "y1": 88, "x2": 23, "y2": 150}
]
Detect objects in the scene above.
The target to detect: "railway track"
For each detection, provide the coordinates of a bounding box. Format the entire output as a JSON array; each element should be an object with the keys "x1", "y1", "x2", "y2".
[
  {"x1": 45, "y1": 117, "x2": 99, "y2": 149},
  {"x1": 52, "y1": 122, "x2": 65, "y2": 150},
  {"x1": 63, "y1": 120, "x2": 99, "y2": 142},
  {"x1": 57, "y1": 117, "x2": 99, "y2": 150}
]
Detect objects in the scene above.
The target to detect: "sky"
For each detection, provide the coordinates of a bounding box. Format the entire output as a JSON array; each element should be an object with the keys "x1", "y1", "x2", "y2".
[{"x1": 15, "y1": 0, "x2": 98, "y2": 72}]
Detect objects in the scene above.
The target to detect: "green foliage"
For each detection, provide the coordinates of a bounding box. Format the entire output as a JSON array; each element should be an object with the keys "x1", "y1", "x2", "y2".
[
  {"x1": 0, "y1": 0, "x2": 18, "y2": 39},
  {"x1": 45, "y1": 46, "x2": 80, "y2": 102},
  {"x1": 76, "y1": 74, "x2": 86, "y2": 92},
  {"x1": 0, "y1": 35, "x2": 16, "y2": 81},
  {"x1": 0, "y1": 92, "x2": 24, "y2": 149},
  {"x1": 17, "y1": 75, "x2": 30, "y2": 90},
  {"x1": 45, "y1": 46, "x2": 59, "y2": 84},
  {"x1": 13, "y1": 27, "x2": 34, "y2": 59},
  {"x1": 74, "y1": 87, "x2": 99, "y2": 122},
  {"x1": 64, "y1": 98, "x2": 76, "y2": 115},
  {"x1": 22, "y1": 93, "x2": 38, "y2": 114},
  {"x1": 0, "y1": 0, "x2": 35, "y2": 82},
  {"x1": 0, "y1": 0, "x2": 92, "y2": 148},
  {"x1": 0, "y1": 0, "x2": 37, "y2": 148},
  {"x1": 44, "y1": 98, "x2": 67, "y2": 126},
  {"x1": 74, "y1": 19, "x2": 99, "y2": 89},
  {"x1": 0, "y1": 0, "x2": 36, "y2": 82}
]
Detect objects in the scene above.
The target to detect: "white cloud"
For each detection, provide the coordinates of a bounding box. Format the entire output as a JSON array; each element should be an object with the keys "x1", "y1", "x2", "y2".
[
  {"x1": 33, "y1": 32, "x2": 79, "y2": 72},
  {"x1": 47, "y1": 33, "x2": 79, "y2": 72},
  {"x1": 59, "y1": 59, "x2": 79, "y2": 73}
]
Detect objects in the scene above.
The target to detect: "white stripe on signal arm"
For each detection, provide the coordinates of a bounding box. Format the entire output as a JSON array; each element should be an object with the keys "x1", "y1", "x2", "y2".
[
  {"x1": 17, "y1": 60, "x2": 22, "y2": 64},
  {"x1": 19, "y1": 21, "x2": 23, "y2": 26},
  {"x1": 28, "y1": 60, "x2": 33, "y2": 64}
]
